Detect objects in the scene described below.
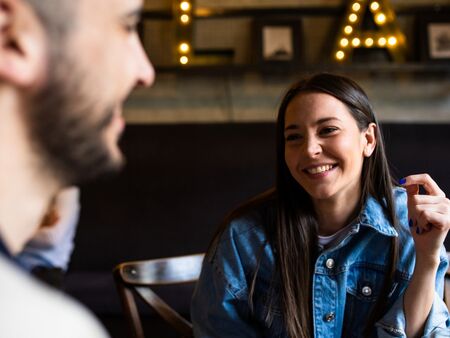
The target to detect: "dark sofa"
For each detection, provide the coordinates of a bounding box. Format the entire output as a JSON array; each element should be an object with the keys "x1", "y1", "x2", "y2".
[{"x1": 65, "y1": 123, "x2": 450, "y2": 337}]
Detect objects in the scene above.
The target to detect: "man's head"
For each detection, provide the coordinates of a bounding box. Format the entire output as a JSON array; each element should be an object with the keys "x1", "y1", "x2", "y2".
[{"x1": 0, "y1": 0, "x2": 154, "y2": 185}]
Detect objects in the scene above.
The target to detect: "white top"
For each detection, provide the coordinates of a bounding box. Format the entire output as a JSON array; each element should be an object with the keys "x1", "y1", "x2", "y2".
[
  {"x1": 0, "y1": 254, "x2": 108, "y2": 338},
  {"x1": 318, "y1": 224, "x2": 352, "y2": 249}
]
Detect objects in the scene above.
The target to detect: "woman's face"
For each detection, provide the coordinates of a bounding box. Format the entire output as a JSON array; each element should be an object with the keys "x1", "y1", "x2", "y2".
[{"x1": 283, "y1": 92, "x2": 375, "y2": 205}]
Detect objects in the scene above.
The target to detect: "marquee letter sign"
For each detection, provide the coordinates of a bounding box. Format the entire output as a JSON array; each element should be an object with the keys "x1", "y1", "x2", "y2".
[
  {"x1": 175, "y1": 0, "x2": 193, "y2": 65},
  {"x1": 333, "y1": 0, "x2": 407, "y2": 63}
]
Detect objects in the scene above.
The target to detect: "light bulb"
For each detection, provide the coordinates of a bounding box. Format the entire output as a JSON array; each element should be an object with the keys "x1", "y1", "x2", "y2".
[
  {"x1": 340, "y1": 38, "x2": 349, "y2": 47},
  {"x1": 180, "y1": 14, "x2": 190, "y2": 24},
  {"x1": 352, "y1": 37, "x2": 361, "y2": 47},
  {"x1": 349, "y1": 14, "x2": 358, "y2": 23},
  {"x1": 180, "y1": 56, "x2": 189, "y2": 64},
  {"x1": 179, "y1": 42, "x2": 190, "y2": 53},
  {"x1": 370, "y1": 2, "x2": 380, "y2": 11},
  {"x1": 365, "y1": 37, "x2": 374, "y2": 47},
  {"x1": 336, "y1": 51, "x2": 345, "y2": 60},
  {"x1": 375, "y1": 13, "x2": 386, "y2": 25},
  {"x1": 388, "y1": 36, "x2": 397, "y2": 46},
  {"x1": 180, "y1": 1, "x2": 190, "y2": 11},
  {"x1": 352, "y1": 3, "x2": 361, "y2": 11}
]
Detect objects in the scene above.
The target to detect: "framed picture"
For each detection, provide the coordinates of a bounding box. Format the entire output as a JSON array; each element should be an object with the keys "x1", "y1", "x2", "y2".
[
  {"x1": 418, "y1": 14, "x2": 450, "y2": 62},
  {"x1": 254, "y1": 19, "x2": 302, "y2": 69}
]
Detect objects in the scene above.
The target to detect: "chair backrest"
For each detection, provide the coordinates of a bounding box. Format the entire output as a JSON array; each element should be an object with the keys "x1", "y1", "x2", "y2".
[{"x1": 113, "y1": 253, "x2": 205, "y2": 338}]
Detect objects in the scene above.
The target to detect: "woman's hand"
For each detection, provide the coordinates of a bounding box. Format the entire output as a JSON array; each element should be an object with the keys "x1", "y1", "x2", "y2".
[
  {"x1": 401, "y1": 173, "x2": 450, "y2": 261},
  {"x1": 401, "y1": 173, "x2": 450, "y2": 338}
]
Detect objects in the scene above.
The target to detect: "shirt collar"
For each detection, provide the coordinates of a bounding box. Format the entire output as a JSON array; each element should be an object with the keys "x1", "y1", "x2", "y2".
[
  {"x1": 0, "y1": 235, "x2": 12, "y2": 259},
  {"x1": 358, "y1": 194, "x2": 399, "y2": 237}
]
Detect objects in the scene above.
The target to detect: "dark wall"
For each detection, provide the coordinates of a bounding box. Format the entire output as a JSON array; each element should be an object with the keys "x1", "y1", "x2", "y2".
[
  {"x1": 71, "y1": 123, "x2": 450, "y2": 272},
  {"x1": 71, "y1": 123, "x2": 276, "y2": 271}
]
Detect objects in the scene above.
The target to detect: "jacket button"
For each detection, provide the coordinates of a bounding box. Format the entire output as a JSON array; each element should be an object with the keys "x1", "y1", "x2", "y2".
[
  {"x1": 362, "y1": 286, "x2": 372, "y2": 296},
  {"x1": 324, "y1": 312, "x2": 335, "y2": 322},
  {"x1": 325, "y1": 258, "x2": 335, "y2": 269}
]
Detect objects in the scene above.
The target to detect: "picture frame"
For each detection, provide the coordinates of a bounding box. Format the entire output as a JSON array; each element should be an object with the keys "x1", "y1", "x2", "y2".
[
  {"x1": 418, "y1": 13, "x2": 450, "y2": 62},
  {"x1": 254, "y1": 19, "x2": 302, "y2": 69}
]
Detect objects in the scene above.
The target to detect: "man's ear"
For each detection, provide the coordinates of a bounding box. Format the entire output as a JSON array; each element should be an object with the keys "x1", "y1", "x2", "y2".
[
  {"x1": 0, "y1": 0, "x2": 48, "y2": 88},
  {"x1": 363, "y1": 122, "x2": 377, "y2": 157}
]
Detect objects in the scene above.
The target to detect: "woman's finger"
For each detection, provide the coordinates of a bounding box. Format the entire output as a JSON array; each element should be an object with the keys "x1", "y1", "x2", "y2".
[
  {"x1": 415, "y1": 209, "x2": 450, "y2": 231},
  {"x1": 415, "y1": 203, "x2": 450, "y2": 217},
  {"x1": 410, "y1": 194, "x2": 449, "y2": 206},
  {"x1": 401, "y1": 173, "x2": 445, "y2": 197}
]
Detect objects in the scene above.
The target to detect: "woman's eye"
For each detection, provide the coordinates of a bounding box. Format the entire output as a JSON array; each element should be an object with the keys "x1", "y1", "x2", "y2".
[
  {"x1": 320, "y1": 127, "x2": 338, "y2": 135},
  {"x1": 286, "y1": 134, "x2": 301, "y2": 142}
]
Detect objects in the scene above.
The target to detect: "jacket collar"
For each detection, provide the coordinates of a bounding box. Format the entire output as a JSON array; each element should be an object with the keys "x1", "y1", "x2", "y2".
[{"x1": 358, "y1": 194, "x2": 399, "y2": 237}]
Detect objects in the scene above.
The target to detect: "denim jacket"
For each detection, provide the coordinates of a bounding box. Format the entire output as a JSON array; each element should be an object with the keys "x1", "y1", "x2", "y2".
[{"x1": 191, "y1": 188, "x2": 450, "y2": 337}]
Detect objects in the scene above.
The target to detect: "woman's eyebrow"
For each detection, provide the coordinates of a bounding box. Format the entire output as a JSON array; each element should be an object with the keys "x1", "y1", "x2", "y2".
[
  {"x1": 285, "y1": 117, "x2": 341, "y2": 131},
  {"x1": 316, "y1": 117, "x2": 341, "y2": 125},
  {"x1": 285, "y1": 124, "x2": 299, "y2": 131}
]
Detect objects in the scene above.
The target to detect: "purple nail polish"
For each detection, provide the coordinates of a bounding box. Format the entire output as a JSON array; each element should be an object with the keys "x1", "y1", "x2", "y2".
[
  {"x1": 399, "y1": 178, "x2": 406, "y2": 185},
  {"x1": 416, "y1": 227, "x2": 420, "y2": 234},
  {"x1": 409, "y1": 219, "x2": 413, "y2": 227}
]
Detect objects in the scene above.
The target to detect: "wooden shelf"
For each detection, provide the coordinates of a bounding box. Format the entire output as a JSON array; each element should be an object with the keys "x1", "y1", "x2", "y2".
[
  {"x1": 155, "y1": 62, "x2": 450, "y2": 75},
  {"x1": 144, "y1": 4, "x2": 450, "y2": 76}
]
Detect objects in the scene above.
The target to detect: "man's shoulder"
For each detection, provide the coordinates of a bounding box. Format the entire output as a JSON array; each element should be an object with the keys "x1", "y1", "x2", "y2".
[{"x1": 0, "y1": 255, "x2": 108, "y2": 338}]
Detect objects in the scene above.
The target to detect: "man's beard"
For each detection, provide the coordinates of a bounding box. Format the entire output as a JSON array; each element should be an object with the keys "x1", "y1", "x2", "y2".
[{"x1": 25, "y1": 57, "x2": 124, "y2": 186}]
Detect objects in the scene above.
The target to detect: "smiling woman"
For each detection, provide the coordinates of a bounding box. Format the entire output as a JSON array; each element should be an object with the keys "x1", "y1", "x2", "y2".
[
  {"x1": 191, "y1": 73, "x2": 450, "y2": 338},
  {"x1": 283, "y1": 92, "x2": 376, "y2": 234}
]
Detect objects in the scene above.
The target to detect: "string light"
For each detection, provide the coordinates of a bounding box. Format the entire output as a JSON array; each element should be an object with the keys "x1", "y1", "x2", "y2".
[
  {"x1": 180, "y1": 1, "x2": 190, "y2": 11},
  {"x1": 352, "y1": 3, "x2": 361, "y2": 11},
  {"x1": 176, "y1": 1, "x2": 192, "y2": 65},
  {"x1": 336, "y1": 51, "x2": 345, "y2": 60},
  {"x1": 179, "y1": 56, "x2": 189, "y2": 65},
  {"x1": 370, "y1": 2, "x2": 380, "y2": 11},
  {"x1": 340, "y1": 38, "x2": 349, "y2": 47},
  {"x1": 352, "y1": 37, "x2": 361, "y2": 47},
  {"x1": 365, "y1": 37, "x2": 374, "y2": 47},
  {"x1": 378, "y1": 37, "x2": 387, "y2": 46},
  {"x1": 178, "y1": 42, "x2": 190, "y2": 53},
  {"x1": 388, "y1": 36, "x2": 397, "y2": 46},
  {"x1": 344, "y1": 25, "x2": 353, "y2": 35},
  {"x1": 349, "y1": 14, "x2": 358, "y2": 23},
  {"x1": 180, "y1": 14, "x2": 190, "y2": 24},
  {"x1": 375, "y1": 13, "x2": 386, "y2": 25}
]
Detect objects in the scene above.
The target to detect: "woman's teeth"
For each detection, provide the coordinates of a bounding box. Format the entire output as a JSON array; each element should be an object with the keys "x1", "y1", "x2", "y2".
[{"x1": 307, "y1": 164, "x2": 334, "y2": 174}]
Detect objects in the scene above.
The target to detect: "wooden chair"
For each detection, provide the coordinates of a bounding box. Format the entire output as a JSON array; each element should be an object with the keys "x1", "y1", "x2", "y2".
[{"x1": 113, "y1": 253, "x2": 205, "y2": 338}]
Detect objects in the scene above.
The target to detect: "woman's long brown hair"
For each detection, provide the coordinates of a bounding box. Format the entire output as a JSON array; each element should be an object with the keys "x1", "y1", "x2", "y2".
[{"x1": 208, "y1": 73, "x2": 399, "y2": 337}]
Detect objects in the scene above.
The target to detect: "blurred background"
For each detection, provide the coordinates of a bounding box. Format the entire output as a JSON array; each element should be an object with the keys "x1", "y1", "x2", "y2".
[{"x1": 67, "y1": 0, "x2": 450, "y2": 337}]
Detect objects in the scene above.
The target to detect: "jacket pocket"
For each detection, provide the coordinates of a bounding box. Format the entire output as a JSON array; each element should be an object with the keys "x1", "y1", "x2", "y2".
[{"x1": 343, "y1": 263, "x2": 392, "y2": 338}]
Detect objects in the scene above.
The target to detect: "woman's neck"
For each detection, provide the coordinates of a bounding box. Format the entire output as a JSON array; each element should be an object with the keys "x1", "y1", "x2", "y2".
[{"x1": 313, "y1": 189, "x2": 362, "y2": 236}]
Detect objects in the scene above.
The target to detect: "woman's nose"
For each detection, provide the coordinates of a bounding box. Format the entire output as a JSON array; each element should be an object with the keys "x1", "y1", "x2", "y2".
[{"x1": 303, "y1": 136, "x2": 322, "y2": 158}]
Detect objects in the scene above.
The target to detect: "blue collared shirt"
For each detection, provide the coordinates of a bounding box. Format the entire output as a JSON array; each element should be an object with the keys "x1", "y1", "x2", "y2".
[
  {"x1": 0, "y1": 236, "x2": 11, "y2": 259},
  {"x1": 191, "y1": 188, "x2": 450, "y2": 337}
]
